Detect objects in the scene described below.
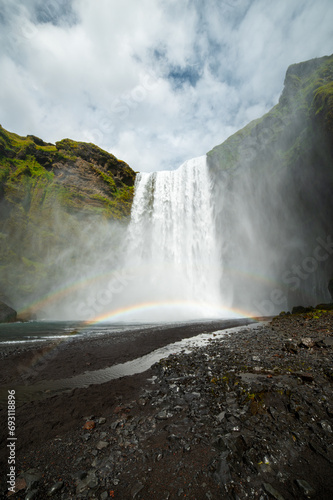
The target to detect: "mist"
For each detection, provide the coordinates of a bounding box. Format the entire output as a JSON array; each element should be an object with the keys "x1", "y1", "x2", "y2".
[
  {"x1": 3, "y1": 133, "x2": 332, "y2": 323},
  {"x1": 209, "y1": 100, "x2": 333, "y2": 317},
  {"x1": 0, "y1": 201, "x2": 131, "y2": 321},
  {"x1": 112, "y1": 156, "x2": 236, "y2": 322}
]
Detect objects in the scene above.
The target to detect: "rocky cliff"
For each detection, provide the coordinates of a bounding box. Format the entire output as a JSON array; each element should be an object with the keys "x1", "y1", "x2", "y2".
[
  {"x1": 0, "y1": 127, "x2": 136, "y2": 310},
  {"x1": 207, "y1": 54, "x2": 333, "y2": 314}
]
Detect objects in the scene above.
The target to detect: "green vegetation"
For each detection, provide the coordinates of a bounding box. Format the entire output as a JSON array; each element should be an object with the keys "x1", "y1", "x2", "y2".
[{"x1": 0, "y1": 124, "x2": 136, "y2": 303}]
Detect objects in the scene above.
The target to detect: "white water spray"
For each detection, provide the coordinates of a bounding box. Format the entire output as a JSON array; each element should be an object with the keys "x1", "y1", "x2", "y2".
[{"x1": 121, "y1": 156, "x2": 231, "y2": 321}]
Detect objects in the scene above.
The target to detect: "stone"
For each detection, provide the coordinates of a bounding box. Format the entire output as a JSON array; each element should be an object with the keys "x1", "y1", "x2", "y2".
[
  {"x1": 292, "y1": 306, "x2": 314, "y2": 314},
  {"x1": 323, "y1": 337, "x2": 333, "y2": 347},
  {"x1": 156, "y1": 410, "x2": 172, "y2": 420},
  {"x1": 299, "y1": 338, "x2": 315, "y2": 348},
  {"x1": 295, "y1": 479, "x2": 316, "y2": 497},
  {"x1": 23, "y1": 469, "x2": 42, "y2": 489},
  {"x1": 96, "y1": 441, "x2": 109, "y2": 450},
  {"x1": 48, "y1": 481, "x2": 64, "y2": 496},
  {"x1": 73, "y1": 470, "x2": 87, "y2": 481},
  {"x1": 262, "y1": 483, "x2": 285, "y2": 500},
  {"x1": 216, "y1": 411, "x2": 226, "y2": 422},
  {"x1": 284, "y1": 342, "x2": 298, "y2": 354},
  {"x1": 131, "y1": 481, "x2": 144, "y2": 498},
  {"x1": 12, "y1": 476, "x2": 26, "y2": 493},
  {"x1": 81, "y1": 433, "x2": 91, "y2": 441},
  {"x1": 294, "y1": 372, "x2": 314, "y2": 383},
  {"x1": 214, "y1": 451, "x2": 231, "y2": 485},
  {"x1": 83, "y1": 420, "x2": 96, "y2": 430},
  {"x1": 319, "y1": 421, "x2": 332, "y2": 433},
  {"x1": 76, "y1": 470, "x2": 97, "y2": 494}
]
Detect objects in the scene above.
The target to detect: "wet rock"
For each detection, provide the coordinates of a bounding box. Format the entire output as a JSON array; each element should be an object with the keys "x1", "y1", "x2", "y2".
[
  {"x1": 72, "y1": 470, "x2": 87, "y2": 481},
  {"x1": 320, "y1": 420, "x2": 332, "y2": 433},
  {"x1": 156, "y1": 410, "x2": 172, "y2": 420},
  {"x1": 184, "y1": 392, "x2": 201, "y2": 401},
  {"x1": 262, "y1": 482, "x2": 285, "y2": 500},
  {"x1": 22, "y1": 469, "x2": 42, "y2": 489},
  {"x1": 214, "y1": 451, "x2": 231, "y2": 486},
  {"x1": 131, "y1": 481, "x2": 144, "y2": 498},
  {"x1": 216, "y1": 411, "x2": 226, "y2": 422},
  {"x1": 14, "y1": 313, "x2": 333, "y2": 499},
  {"x1": 295, "y1": 479, "x2": 316, "y2": 497},
  {"x1": 81, "y1": 433, "x2": 91, "y2": 441},
  {"x1": 48, "y1": 481, "x2": 64, "y2": 496},
  {"x1": 76, "y1": 470, "x2": 97, "y2": 494},
  {"x1": 110, "y1": 420, "x2": 120, "y2": 430},
  {"x1": 96, "y1": 440, "x2": 109, "y2": 450}
]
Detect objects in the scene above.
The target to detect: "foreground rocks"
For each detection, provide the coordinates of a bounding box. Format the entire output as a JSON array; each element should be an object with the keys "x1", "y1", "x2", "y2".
[
  {"x1": 0, "y1": 301, "x2": 17, "y2": 323},
  {"x1": 1, "y1": 311, "x2": 333, "y2": 499}
]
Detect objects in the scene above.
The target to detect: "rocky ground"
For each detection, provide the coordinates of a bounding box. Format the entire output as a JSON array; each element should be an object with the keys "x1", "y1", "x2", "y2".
[{"x1": 1, "y1": 311, "x2": 333, "y2": 499}]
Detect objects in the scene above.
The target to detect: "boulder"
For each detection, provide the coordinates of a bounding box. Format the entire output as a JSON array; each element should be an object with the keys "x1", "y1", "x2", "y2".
[
  {"x1": 0, "y1": 301, "x2": 17, "y2": 323},
  {"x1": 291, "y1": 305, "x2": 314, "y2": 314}
]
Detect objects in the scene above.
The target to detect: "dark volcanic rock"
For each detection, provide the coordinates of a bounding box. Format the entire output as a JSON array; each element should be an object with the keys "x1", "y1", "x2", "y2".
[
  {"x1": 2, "y1": 312, "x2": 332, "y2": 499},
  {"x1": 0, "y1": 301, "x2": 17, "y2": 323},
  {"x1": 292, "y1": 305, "x2": 314, "y2": 314}
]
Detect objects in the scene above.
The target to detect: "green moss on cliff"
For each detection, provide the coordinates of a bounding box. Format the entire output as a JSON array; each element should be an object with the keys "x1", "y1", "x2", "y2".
[
  {"x1": 207, "y1": 54, "x2": 333, "y2": 174},
  {"x1": 91, "y1": 165, "x2": 117, "y2": 193},
  {"x1": 313, "y1": 81, "x2": 333, "y2": 132},
  {"x1": 0, "y1": 125, "x2": 136, "y2": 303}
]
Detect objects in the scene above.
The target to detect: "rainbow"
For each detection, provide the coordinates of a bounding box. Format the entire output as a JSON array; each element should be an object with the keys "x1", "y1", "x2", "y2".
[
  {"x1": 84, "y1": 300, "x2": 255, "y2": 325},
  {"x1": 16, "y1": 299, "x2": 257, "y2": 375},
  {"x1": 16, "y1": 268, "x2": 134, "y2": 316},
  {"x1": 17, "y1": 262, "x2": 282, "y2": 321}
]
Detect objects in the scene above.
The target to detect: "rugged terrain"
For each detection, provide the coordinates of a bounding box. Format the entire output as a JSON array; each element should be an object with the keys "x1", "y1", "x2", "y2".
[{"x1": 0, "y1": 311, "x2": 332, "y2": 499}]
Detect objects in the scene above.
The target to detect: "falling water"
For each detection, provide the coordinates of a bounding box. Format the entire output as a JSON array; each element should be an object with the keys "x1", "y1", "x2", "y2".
[{"x1": 123, "y1": 156, "x2": 230, "y2": 321}]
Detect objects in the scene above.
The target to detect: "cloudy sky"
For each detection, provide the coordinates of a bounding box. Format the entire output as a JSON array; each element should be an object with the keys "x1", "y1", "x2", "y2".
[{"x1": 0, "y1": 0, "x2": 332, "y2": 172}]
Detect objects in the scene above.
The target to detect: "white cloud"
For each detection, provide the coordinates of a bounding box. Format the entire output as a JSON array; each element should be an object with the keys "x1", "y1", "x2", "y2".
[{"x1": 0, "y1": 0, "x2": 332, "y2": 171}]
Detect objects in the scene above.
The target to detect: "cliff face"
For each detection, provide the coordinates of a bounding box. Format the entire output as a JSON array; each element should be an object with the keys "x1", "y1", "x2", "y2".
[
  {"x1": 0, "y1": 127, "x2": 136, "y2": 218},
  {"x1": 0, "y1": 127, "x2": 136, "y2": 310},
  {"x1": 208, "y1": 54, "x2": 333, "y2": 175},
  {"x1": 207, "y1": 54, "x2": 333, "y2": 314}
]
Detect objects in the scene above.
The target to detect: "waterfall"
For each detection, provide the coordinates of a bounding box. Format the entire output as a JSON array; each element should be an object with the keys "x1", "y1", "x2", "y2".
[{"x1": 122, "y1": 155, "x2": 231, "y2": 321}]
